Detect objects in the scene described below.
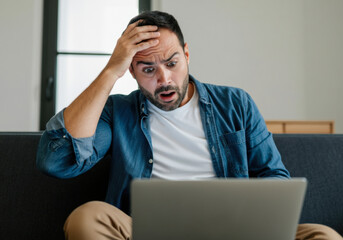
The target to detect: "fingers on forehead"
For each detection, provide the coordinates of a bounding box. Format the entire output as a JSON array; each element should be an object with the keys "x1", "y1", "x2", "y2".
[
  {"x1": 124, "y1": 20, "x2": 141, "y2": 33},
  {"x1": 130, "y1": 19, "x2": 158, "y2": 29},
  {"x1": 137, "y1": 25, "x2": 158, "y2": 32},
  {"x1": 124, "y1": 21, "x2": 158, "y2": 37}
]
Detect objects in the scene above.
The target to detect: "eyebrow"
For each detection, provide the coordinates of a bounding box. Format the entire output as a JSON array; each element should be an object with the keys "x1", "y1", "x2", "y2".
[{"x1": 136, "y1": 52, "x2": 180, "y2": 66}]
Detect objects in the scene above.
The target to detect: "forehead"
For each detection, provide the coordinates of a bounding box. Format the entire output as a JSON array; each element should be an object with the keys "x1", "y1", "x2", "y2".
[{"x1": 133, "y1": 28, "x2": 183, "y2": 62}]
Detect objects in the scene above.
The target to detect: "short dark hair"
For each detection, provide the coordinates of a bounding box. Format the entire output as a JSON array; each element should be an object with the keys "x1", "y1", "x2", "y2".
[{"x1": 128, "y1": 11, "x2": 185, "y2": 48}]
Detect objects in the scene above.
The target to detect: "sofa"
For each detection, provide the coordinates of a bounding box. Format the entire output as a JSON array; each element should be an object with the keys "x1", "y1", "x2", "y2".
[{"x1": 0, "y1": 132, "x2": 342, "y2": 239}]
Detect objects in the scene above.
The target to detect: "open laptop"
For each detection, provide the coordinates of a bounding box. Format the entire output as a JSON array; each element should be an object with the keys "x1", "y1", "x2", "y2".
[{"x1": 131, "y1": 178, "x2": 307, "y2": 240}]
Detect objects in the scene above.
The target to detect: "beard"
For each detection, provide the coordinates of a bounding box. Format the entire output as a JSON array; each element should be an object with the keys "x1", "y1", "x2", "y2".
[{"x1": 139, "y1": 72, "x2": 190, "y2": 111}]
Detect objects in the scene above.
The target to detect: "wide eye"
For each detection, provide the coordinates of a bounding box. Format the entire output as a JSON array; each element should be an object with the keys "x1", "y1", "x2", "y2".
[
  {"x1": 167, "y1": 61, "x2": 177, "y2": 68},
  {"x1": 143, "y1": 67, "x2": 155, "y2": 74}
]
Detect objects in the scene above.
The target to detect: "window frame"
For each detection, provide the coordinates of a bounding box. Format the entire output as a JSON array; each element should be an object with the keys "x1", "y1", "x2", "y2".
[{"x1": 39, "y1": 0, "x2": 151, "y2": 130}]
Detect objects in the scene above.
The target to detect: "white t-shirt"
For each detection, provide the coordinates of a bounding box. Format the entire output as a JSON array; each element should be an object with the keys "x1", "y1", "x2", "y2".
[{"x1": 147, "y1": 84, "x2": 216, "y2": 180}]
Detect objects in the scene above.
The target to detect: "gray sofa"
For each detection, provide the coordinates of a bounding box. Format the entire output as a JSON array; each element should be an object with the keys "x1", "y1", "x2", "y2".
[{"x1": 0, "y1": 132, "x2": 342, "y2": 239}]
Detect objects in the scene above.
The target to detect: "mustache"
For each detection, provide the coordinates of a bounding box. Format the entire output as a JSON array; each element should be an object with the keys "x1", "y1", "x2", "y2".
[{"x1": 154, "y1": 85, "x2": 179, "y2": 96}]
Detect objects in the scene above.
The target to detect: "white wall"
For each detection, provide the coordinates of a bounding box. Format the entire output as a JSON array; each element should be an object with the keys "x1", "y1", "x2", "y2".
[
  {"x1": 1, "y1": 0, "x2": 342, "y2": 133},
  {"x1": 0, "y1": 0, "x2": 42, "y2": 131},
  {"x1": 152, "y1": 0, "x2": 343, "y2": 133},
  {"x1": 303, "y1": 0, "x2": 343, "y2": 132}
]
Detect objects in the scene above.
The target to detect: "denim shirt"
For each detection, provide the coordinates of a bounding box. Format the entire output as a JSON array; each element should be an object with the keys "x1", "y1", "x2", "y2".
[{"x1": 36, "y1": 75, "x2": 290, "y2": 214}]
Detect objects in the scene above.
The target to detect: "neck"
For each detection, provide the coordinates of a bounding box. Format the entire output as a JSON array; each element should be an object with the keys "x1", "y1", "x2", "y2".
[{"x1": 179, "y1": 82, "x2": 194, "y2": 107}]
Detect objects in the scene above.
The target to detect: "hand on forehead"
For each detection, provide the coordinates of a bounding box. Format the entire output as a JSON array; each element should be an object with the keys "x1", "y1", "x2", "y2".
[{"x1": 133, "y1": 28, "x2": 182, "y2": 62}]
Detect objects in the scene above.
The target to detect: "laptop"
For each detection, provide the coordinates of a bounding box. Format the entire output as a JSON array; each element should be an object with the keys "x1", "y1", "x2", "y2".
[{"x1": 131, "y1": 178, "x2": 307, "y2": 240}]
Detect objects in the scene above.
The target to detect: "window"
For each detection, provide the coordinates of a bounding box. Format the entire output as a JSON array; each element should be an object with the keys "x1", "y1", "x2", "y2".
[{"x1": 40, "y1": 0, "x2": 151, "y2": 130}]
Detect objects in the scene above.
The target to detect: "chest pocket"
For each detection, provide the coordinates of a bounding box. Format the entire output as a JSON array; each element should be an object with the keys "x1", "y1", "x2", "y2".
[{"x1": 220, "y1": 130, "x2": 248, "y2": 176}]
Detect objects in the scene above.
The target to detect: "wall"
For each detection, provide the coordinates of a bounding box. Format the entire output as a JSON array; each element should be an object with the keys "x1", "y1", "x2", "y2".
[
  {"x1": 0, "y1": 0, "x2": 342, "y2": 133},
  {"x1": 152, "y1": 0, "x2": 343, "y2": 133},
  {"x1": 303, "y1": 0, "x2": 343, "y2": 132},
  {"x1": 0, "y1": 0, "x2": 42, "y2": 131}
]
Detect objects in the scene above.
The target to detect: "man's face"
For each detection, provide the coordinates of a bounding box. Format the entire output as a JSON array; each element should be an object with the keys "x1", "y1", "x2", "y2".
[{"x1": 129, "y1": 28, "x2": 190, "y2": 111}]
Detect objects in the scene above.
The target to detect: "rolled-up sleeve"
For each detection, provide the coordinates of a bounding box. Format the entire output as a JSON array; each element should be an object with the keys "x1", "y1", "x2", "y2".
[
  {"x1": 36, "y1": 100, "x2": 112, "y2": 179},
  {"x1": 244, "y1": 93, "x2": 290, "y2": 179}
]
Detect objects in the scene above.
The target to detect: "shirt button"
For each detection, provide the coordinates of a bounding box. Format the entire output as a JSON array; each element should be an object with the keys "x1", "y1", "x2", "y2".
[
  {"x1": 63, "y1": 135, "x2": 66, "y2": 138},
  {"x1": 148, "y1": 159, "x2": 153, "y2": 164}
]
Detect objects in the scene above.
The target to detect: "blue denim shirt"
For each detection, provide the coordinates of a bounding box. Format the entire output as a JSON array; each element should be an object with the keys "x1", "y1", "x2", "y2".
[{"x1": 36, "y1": 75, "x2": 290, "y2": 214}]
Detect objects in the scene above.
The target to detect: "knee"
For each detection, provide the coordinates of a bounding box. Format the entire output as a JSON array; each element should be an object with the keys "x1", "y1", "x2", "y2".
[
  {"x1": 64, "y1": 201, "x2": 132, "y2": 240},
  {"x1": 64, "y1": 201, "x2": 108, "y2": 238},
  {"x1": 307, "y1": 224, "x2": 341, "y2": 238},
  {"x1": 297, "y1": 224, "x2": 342, "y2": 240},
  {"x1": 65, "y1": 201, "x2": 104, "y2": 223}
]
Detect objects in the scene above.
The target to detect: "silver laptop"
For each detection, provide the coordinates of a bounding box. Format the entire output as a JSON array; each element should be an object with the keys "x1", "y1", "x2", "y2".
[{"x1": 131, "y1": 178, "x2": 307, "y2": 240}]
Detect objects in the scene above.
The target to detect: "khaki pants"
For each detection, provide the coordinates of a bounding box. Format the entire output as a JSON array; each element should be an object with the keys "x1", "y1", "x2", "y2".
[{"x1": 64, "y1": 201, "x2": 342, "y2": 240}]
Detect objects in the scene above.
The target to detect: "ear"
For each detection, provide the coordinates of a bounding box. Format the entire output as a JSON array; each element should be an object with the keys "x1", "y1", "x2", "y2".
[
  {"x1": 183, "y1": 43, "x2": 190, "y2": 64},
  {"x1": 129, "y1": 64, "x2": 136, "y2": 79}
]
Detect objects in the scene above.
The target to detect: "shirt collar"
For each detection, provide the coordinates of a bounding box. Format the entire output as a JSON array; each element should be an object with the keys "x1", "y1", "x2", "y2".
[{"x1": 189, "y1": 74, "x2": 210, "y2": 105}]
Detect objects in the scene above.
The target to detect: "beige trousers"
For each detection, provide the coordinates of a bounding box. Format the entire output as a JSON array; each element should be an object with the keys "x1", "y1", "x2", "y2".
[{"x1": 64, "y1": 201, "x2": 342, "y2": 240}]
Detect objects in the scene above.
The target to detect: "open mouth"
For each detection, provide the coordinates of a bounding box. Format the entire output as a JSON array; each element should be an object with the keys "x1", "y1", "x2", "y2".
[{"x1": 159, "y1": 91, "x2": 176, "y2": 102}]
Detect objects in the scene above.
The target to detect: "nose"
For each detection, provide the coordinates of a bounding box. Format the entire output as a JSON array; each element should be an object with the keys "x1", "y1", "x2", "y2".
[{"x1": 157, "y1": 67, "x2": 171, "y2": 86}]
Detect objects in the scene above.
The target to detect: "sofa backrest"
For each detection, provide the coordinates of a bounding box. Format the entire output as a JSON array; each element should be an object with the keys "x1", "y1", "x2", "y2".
[
  {"x1": 273, "y1": 134, "x2": 343, "y2": 235},
  {"x1": 0, "y1": 132, "x2": 342, "y2": 239},
  {"x1": 0, "y1": 132, "x2": 110, "y2": 240}
]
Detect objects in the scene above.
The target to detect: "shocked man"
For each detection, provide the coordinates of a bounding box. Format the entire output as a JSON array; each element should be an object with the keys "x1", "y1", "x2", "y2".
[{"x1": 37, "y1": 11, "x2": 342, "y2": 240}]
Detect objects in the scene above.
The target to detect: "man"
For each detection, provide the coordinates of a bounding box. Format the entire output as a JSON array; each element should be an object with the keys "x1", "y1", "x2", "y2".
[{"x1": 37, "y1": 11, "x2": 342, "y2": 240}]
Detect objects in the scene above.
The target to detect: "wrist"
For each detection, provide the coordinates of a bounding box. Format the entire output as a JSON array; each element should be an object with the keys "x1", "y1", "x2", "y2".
[{"x1": 102, "y1": 65, "x2": 122, "y2": 81}]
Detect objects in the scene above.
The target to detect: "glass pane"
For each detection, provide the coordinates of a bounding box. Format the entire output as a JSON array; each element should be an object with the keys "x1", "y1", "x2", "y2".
[
  {"x1": 56, "y1": 55, "x2": 138, "y2": 113},
  {"x1": 58, "y1": 0, "x2": 138, "y2": 53}
]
